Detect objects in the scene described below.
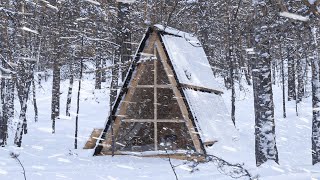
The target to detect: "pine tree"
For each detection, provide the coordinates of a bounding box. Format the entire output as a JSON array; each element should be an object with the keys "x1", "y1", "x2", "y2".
[{"x1": 252, "y1": 0, "x2": 279, "y2": 166}]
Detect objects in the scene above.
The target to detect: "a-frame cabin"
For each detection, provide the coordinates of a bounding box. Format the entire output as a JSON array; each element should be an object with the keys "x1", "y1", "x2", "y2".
[{"x1": 88, "y1": 25, "x2": 228, "y2": 160}]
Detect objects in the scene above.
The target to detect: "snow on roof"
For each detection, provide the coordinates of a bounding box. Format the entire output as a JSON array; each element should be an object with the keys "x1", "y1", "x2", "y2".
[
  {"x1": 156, "y1": 25, "x2": 222, "y2": 92},
  {"x1": 183, "y1": 89, "x2": 238, "y2": 144},
  {"x1": 153, "y1": 25, "x2": 234, "y2": 145}
]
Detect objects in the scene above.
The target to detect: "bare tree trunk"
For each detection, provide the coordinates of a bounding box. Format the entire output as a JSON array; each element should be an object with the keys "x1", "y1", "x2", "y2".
[
  {"x1": 101, "y1": 58, "x2": 107, "y2": 82},
  {"x1": 118, "y1": 2, "x2": 132, "y2": 82},
  {"x1": 75, "y1": 37, "x2": 84, "y2": 149},
  {"x1": 95, "y1": 54, "x2": 102, "y2": 89},
  {"x1": 14, "y1": 98, "x2": 29, "y2": 147},
  {"x1": 0, "y1": 72, "x2": 8, "y2": 146},
  {"x1": 287, "y1": 46, "x2": 296, "y2": 101},
  {"x1": 311, "y1": 26, "x2": 320, "y2": 165},
  {"x1": 66, "y1": 63, "x2": 74, "y2": 117},
  {"x1": 15, "y1": 72, "x2": 33, "y2": 146},
  {"x1": 280, "y1": 41, "x2": 286, "y2": 118},
  {"x1": 297, "y1": 33, "x2": 305, "y2": 103},
  {"x1": 253, "y1": 1, "x2": 279, "y2": 167},
  {"x1": 51, "y1": 58, "x2": 60, "y2": 134},
  {"x1": 32, "y1": 77, "x2": 38, "y2": 122}
]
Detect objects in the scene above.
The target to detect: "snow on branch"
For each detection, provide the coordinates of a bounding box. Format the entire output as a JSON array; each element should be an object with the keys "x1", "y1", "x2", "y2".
[
  {"x1": 20, "y1": 26, "x2": 39, "y2": 35},
  {"x1": 83, "y1": 0, "x2": 101, "y2": 6},
  {"x1": 0, "y1": 75, "x2": 12, "y2": 79},
  {"x1": 0, "y1": 66, "x2": 15, "y2": 74},
  {"x1": 279, "y1": 12, "x2": 309, "y2": 22},
  {"x1": 16, "y1": 57, "x2": 38, "y2": 62},
  {"x1": 116, "y1": 0, "x2": 136, "y2": 3},
  {"x1": 39, "y1": 0, "x2": 59, "y2": 12},
  {"x1": 0, "y1": 54, "x2": 14, "y2": 70}
]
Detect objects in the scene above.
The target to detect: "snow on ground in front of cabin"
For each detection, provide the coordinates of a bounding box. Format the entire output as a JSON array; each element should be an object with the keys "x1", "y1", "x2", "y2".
[{"x1": 0, "y1": 71, "x2": 320, "y2": 179}]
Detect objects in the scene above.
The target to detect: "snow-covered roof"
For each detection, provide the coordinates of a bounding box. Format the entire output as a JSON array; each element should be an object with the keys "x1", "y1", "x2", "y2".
[
  {"x1": 184, "y1": 89, "x2": 237, "y2": 143},
  {"x1": 155, "y1": 24, "x2": 222, "y2": 92},
  {"x1": 155, "y1": 25, "x2": 234, "y2": 145}
]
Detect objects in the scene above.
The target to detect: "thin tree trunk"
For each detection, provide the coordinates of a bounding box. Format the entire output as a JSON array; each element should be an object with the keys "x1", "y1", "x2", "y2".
[
  {"x1": 297, "y1": 33, "x2": 305, "y2": 103},
  {"x1": 15, "y1": 77, "x2": 32, "y2": 146},
  {"x1": 14, "y1": 99, "x2": 28, "y2": 147},
  {"x1": 51, "y1": 58, "x2": 60, "y2": 134},
  {"x1": 0, "y1": 72, "x2": 7, "y2": 146},
  {"x1": 32, "y1": 78, "x2": 38, "y2": 122},
  {"x1": 101, "y1": 58, "x2": 107, "y2": 82},
  {"x1": 280, "y1": 42, "x2": 286, "y2": 118},
  {"x1": 66, "y1": 64, "x2": 74, "y2": 117},
  {"x1": 75, "y1": 37, "x2": 84, "y2": 149},
  {"x1": 287, "y1": 46, "x2": 296, "y2": 101},
  {"x1": 95, "y1": 55, "x2": 102, "y2": 89}
]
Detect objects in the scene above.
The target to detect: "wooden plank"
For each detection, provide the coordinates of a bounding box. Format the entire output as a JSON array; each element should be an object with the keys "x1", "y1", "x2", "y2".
[
  {"x1": 143, "y1": 32, "x2": 158, "y2": 54},
  {"x1": 135, "y1": 85, "x2": 172, "y2": 88},
  {"x1": 179, "y1": 83, "x2": 223, "y2": 95},
  {"x1": 153, "y1": 46, "x2": 158, "y2": 151},
  {"x1": 155, "y1": 39, "x2": 204, "y2": 154},
  {"x1": 83, "y1": 128, "x2": 103, "y2": 149},
  {"x1": 121, "y1": 119, "x2": 185, "y2": 123},
  {"x1": 97, "y1": 151, "x2": 206, "y2": 162},
  {"x1": 204, "y1": 140, "x2": 218, "y2": 147}
]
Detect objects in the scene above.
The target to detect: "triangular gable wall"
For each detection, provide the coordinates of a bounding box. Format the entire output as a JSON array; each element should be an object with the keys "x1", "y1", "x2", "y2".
[{"x1": 94, "y1": 30, "x2": 205, "y2": 157}]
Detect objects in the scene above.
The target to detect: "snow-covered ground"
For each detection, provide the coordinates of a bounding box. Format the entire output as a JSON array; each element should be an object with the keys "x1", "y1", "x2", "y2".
[{"x1": 0, "y1": 72, "x2": 320, "y2": 180}]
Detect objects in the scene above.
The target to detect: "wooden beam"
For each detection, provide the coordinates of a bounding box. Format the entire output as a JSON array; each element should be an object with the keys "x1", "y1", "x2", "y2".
[
  {"x1": 121, "y1": 119, "x2": 186, "y2": 123},
  {"x1": 155, "y1": 39, "x2": 204, "y2": 154},
  {"x1": 179, "y1": 83, "x2": 223, "y2": 95},
  {"x1": 134, "y1": 85, "x2": 172, "y2": 88},
  {"x1": 153, "y1": 46, "x2": 158, "y2": 151},
  {"x1": 83, "y1": 128, "x2": 103, "y2": 149},
  {"x1": 204, "y1": 140, "x2": 218, "y2": 147},
  {"x1": 97, "y1": 151, "x2": 206, "y2": 162}
]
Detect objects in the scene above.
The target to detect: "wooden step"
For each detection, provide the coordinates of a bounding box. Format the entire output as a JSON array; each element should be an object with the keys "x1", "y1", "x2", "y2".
[{"x1": 83, "y1": 128, "x2": 103, "y2": 149}]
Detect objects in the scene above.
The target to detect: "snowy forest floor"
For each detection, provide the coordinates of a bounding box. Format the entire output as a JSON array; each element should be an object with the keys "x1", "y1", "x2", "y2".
[{"x1": 0, "y1": 72, "x2": 320, "y2": 180}]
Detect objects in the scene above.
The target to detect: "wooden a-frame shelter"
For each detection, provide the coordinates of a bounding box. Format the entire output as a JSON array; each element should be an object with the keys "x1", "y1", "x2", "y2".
[{"x1": 86, "y1": 25, "x2": 226, "y2": 160}]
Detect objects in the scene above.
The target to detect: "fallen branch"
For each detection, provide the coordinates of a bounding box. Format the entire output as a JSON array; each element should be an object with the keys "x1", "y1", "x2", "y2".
[
  {"x1": 205, "y1": 154, "x2": 254, "y2": 180},
  {"x1": 10, "y1": 152, "x2": 27, "y2": 180},
  {"x1": 166, "y1": 150, "x2": 179, "y2": 180}
]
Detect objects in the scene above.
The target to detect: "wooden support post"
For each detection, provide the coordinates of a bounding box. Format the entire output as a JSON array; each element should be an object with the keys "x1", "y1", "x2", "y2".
[{"x1": 153, "y1": 46, "x2": 158, "y2": 151}]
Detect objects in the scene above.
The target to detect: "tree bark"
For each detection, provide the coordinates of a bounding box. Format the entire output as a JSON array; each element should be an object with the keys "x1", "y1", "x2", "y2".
[
  {"x1": 287, "y1": 45, "x2": 296, "y2": 101},
  {"x1": 32, "y1": 78, "x2": 38, "y2": 122},
  {"x1": 95, "y1": 55, "x2": 102, "y2": 89},
  {"x1": 280, "y1": 41, "x2": 286, "y2": 118},
  {"x1": 253, "y1": 1, "x2": 279, "y2": 167},
  {"x1": 311, "y1": 26, "x2": 320, "y2": 165},
  {"x1": 66, "y1": 64, "x2": 74, "y2": 117}
]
